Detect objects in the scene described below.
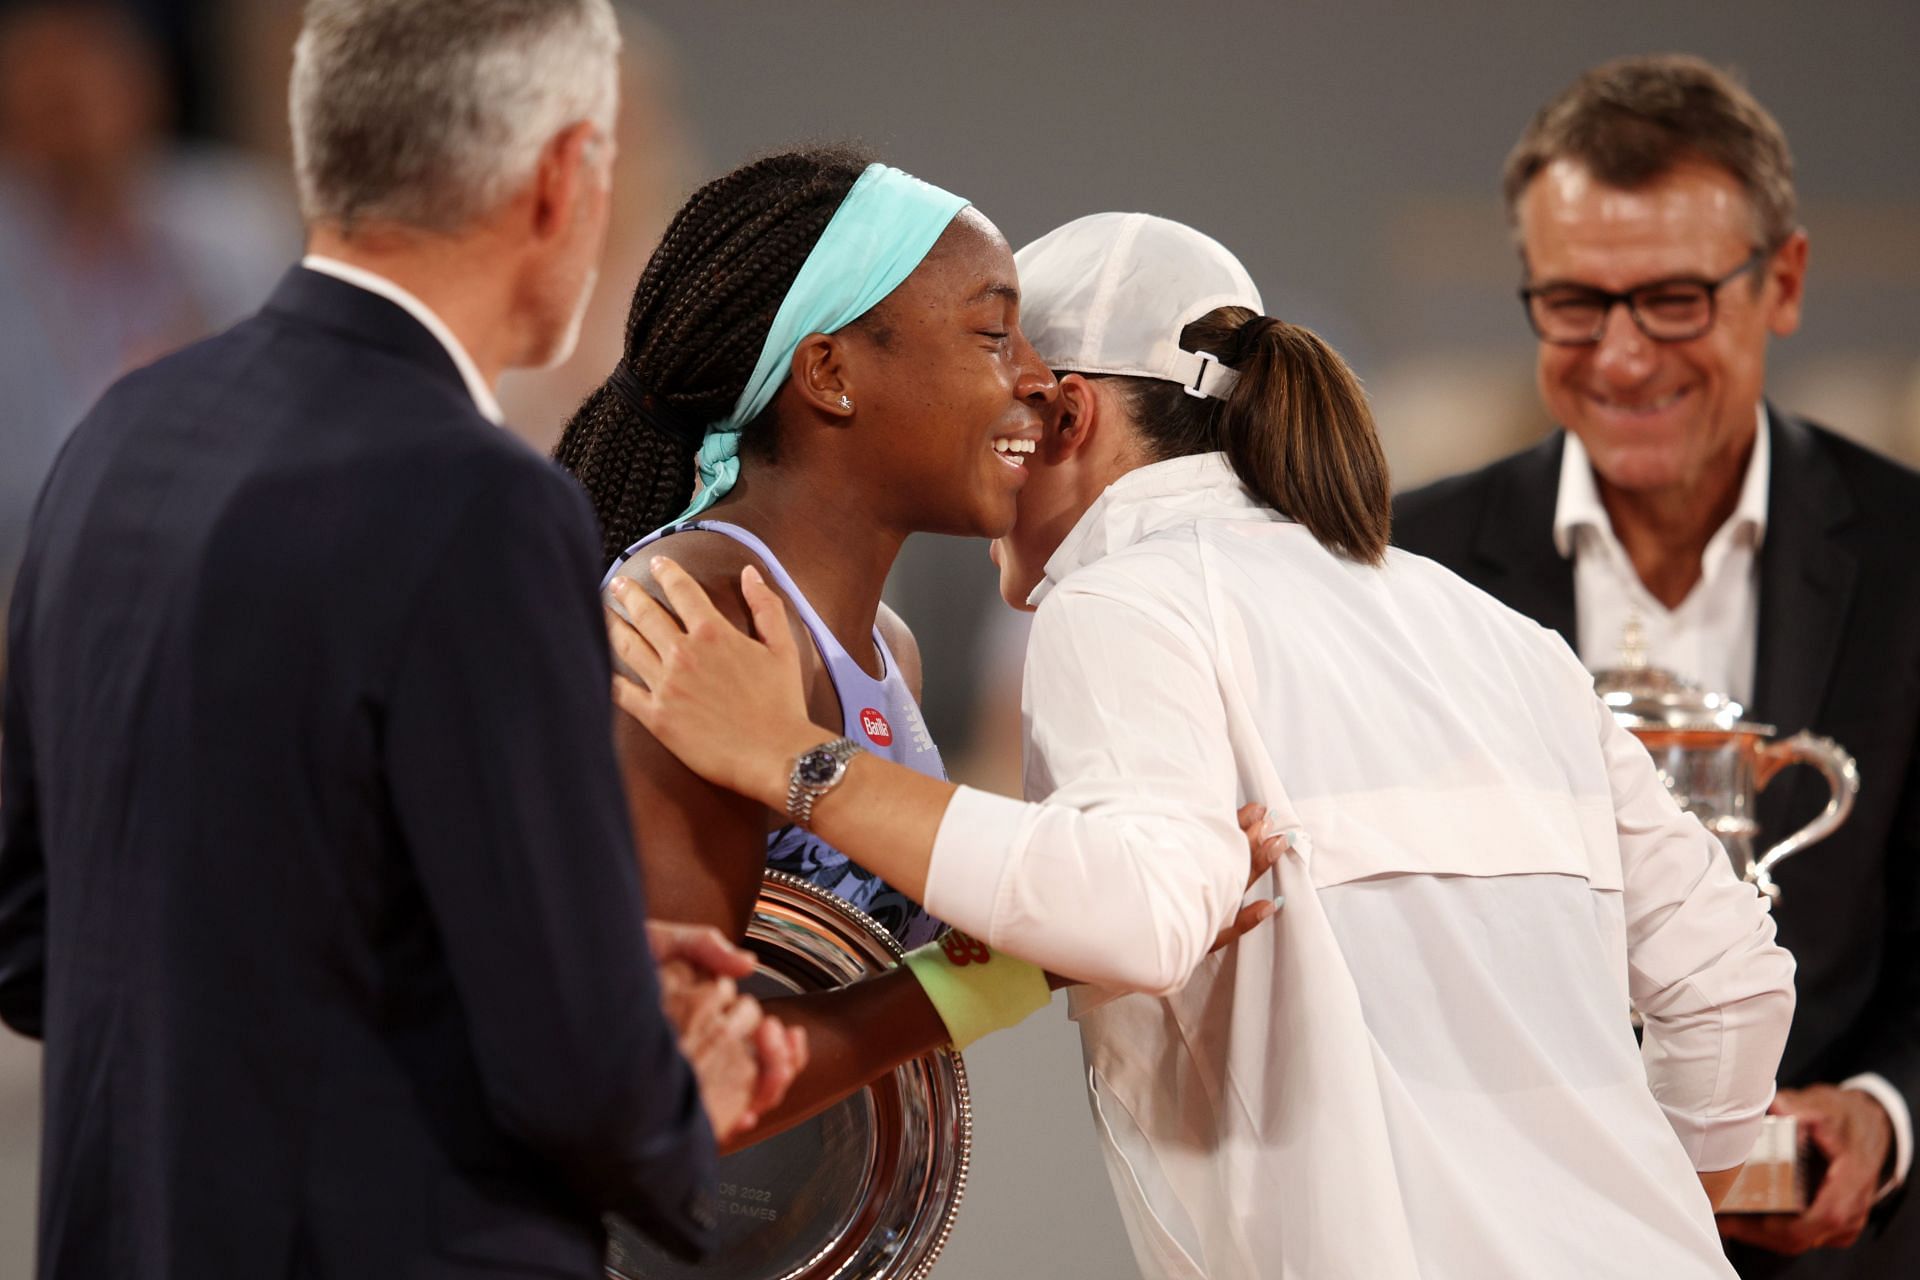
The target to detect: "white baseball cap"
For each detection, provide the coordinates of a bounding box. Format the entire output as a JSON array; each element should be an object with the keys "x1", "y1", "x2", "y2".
[{"x1": 1014, "y1": 212, "x2": 1263, "y2": 401}]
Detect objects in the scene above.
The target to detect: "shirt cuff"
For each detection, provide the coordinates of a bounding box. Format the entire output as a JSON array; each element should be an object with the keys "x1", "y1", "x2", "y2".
[
  {"x1": 1662, "y1": 1093, "x2": 1774, "y2": 1174},
  {"x1": 923, "y1": 785, "x2": 1031, "y2": 943},
  {"x1": 1841, "y1": 1073, "x2": 1912, "y2": 1201}
]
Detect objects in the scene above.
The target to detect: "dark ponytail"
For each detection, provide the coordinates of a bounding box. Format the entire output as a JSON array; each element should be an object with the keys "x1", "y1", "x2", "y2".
[
  {"x1": 1111, "y1": 306, "x2": 1391, "y2": 565},
  {"x1": 553, "y1": 146, "x2": 873, "y2": 567}
]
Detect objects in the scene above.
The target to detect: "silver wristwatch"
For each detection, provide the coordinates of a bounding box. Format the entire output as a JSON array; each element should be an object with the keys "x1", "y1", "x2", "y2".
[{"x1": 786, "y1": 736, "x2": 864, "y2": 829}]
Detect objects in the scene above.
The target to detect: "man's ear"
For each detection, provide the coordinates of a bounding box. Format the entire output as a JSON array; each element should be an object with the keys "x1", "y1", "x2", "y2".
[
  {"x1": 1766, "y1": 228, "x2": 1809, "y2": 339},
  {"x1": 789, "y1": 333, "x2": 856, "y2": 422},
  {"x1": 529, "y1": 121, "x2": 602, "y2": 243}
]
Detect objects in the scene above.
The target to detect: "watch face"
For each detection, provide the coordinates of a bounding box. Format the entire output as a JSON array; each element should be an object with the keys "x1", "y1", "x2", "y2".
[{"x1": 796, "y1": 750, "x2": 841, "y2": 786}]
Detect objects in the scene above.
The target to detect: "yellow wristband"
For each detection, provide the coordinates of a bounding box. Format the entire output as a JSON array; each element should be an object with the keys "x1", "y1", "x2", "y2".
[{"x1": 901, "y1": 930, "x2": 1051, "y2": 1050}]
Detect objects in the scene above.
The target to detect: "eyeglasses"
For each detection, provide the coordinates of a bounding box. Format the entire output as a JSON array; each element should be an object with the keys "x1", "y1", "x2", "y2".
[{"x1": 1518, "y1": 247, "x2": 1768, "y2": 346}]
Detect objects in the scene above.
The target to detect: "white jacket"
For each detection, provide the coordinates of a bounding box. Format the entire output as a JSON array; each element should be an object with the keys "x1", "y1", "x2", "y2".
[{"x1": 925, "y1": 453, "x2": 1795, "y2": 1279}]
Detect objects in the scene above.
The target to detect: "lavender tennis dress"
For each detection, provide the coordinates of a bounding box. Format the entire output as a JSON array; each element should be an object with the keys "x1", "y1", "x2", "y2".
[{"x1": 607, "y1": 521, "x2": 948, "y2": 948}]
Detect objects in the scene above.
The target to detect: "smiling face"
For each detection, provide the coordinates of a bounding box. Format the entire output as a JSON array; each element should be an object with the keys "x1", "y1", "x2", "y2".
[
  {"x1": 837, "y1": 208, "x2": 1056, "y2": 537},
  {"x1": 1518, "y1": 156, "x2": 1805, "y2": 499},
  {"x1": 990, "y1": 397, "x2": 1079, "y2": 609},
  {"x1": 990, "y1": 375, "x2": 1141, "y2": 609}
]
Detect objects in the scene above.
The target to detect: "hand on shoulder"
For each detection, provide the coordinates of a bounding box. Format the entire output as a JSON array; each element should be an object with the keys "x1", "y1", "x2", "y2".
[{"x1": 606, "y1": 558, "x2": 830, "y2": 808}]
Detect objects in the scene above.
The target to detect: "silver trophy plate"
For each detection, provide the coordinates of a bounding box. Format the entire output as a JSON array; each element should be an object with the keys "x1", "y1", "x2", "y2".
[{"x1": 607, "y1": 872, "x2": 972, "y2": 1280}]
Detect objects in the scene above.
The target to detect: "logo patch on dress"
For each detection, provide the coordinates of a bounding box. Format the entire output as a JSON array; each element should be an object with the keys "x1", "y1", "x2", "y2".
[{"x1": 859, "y1": 707, "x2": 893, "y2": 746}]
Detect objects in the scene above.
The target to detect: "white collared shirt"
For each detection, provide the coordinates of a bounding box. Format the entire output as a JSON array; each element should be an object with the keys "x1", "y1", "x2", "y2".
[
  {"x1": 925, "y1": 453, "x2": 1794, "y2": 1278},
  {"x1": 299, "y1": 254, "x2": 504, "y2": 425},
  {"x1": 1553, "y1": 405, "x2": 1912, "y2": 1197},
  {"x1": 1555, "y1": 406, "x2": 1768, "y2": 702}
]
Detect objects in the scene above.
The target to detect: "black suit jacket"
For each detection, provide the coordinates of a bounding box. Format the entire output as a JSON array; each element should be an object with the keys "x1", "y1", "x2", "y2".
[
  {"x1": 1395, "y1": 410, "x2": 1920, "y2": 1278},
  {"x1": 0, "y1": 268, "x2": 718, "y2": 1279}
]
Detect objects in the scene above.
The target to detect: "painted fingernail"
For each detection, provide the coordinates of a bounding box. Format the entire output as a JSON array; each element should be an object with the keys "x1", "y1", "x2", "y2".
[
  {"x1": 743, "y1": 564, "x2": 764, "y2": 586},
  {"x1": 649, "y1": 555, "x2": 667, "y2": 572}
]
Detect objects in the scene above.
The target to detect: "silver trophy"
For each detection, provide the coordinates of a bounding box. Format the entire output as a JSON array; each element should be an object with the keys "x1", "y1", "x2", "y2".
[
  {"x1": 607, "y1": 872, "x2": 972, "y2": 1279},
  {"x1": 1593, "y1": 628, "x2": 1858, "y2": 903}
]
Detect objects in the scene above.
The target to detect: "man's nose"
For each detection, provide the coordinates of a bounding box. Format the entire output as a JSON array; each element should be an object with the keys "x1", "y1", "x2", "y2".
[{"x1": 1588, "y1": 302, "x2": 1659, "y2": 386}]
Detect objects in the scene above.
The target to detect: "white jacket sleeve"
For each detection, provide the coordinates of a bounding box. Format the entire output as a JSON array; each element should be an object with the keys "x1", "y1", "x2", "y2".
[
  {"x1": 921, "y1": 585, "x2": 1248, "y2": 995},
  {"x1": 1602, "y1": 697, "x2": 1798, "y2": 1171}
]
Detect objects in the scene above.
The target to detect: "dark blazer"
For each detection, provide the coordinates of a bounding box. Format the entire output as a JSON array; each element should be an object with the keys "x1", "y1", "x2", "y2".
[
  {"x1": 1396, "y1": 410, "x2": 1920, "y2": 1278},
  {"x1": 0, "y1": 267, "x2": 718, "y2": 1279}
]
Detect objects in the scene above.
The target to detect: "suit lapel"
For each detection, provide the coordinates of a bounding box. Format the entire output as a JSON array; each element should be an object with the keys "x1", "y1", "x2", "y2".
[
  {"x1": 1471, "y1": 433, "x2": 1578, "y2": 647},
  {"x1": 1751, "y1": 410, "x2": 1858, "y2": 733}
]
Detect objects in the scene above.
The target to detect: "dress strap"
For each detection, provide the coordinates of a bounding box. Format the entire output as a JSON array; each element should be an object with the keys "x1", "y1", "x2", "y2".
[{"x1": 606, "y1": 520, "x2": 886, "y2": 681}]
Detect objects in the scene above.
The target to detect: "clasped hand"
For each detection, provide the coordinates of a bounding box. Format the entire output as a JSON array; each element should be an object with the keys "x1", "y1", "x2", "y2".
[{"x1": 646, "y1": 921, "x2": 808, "y2": 1144}]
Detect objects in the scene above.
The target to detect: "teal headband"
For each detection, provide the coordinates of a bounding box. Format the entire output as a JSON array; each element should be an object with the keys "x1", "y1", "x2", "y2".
[{"x1": 664, "y1": 162, "x2": 970, "y2": 527}]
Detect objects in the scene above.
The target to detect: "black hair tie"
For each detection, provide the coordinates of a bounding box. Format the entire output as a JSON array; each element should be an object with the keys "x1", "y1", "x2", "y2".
[
  {"x1": 1225, "y1": 315, "x2": 1286, "y2": 367},
  {"x1": 604, "y1": 363, "x2": 703, "y2": 446}
]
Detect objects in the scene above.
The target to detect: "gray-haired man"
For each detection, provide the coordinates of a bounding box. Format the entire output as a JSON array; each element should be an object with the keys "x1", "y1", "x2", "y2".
[{"x1": 0, "y1": 3, "x2": 800, "y2": 1276}]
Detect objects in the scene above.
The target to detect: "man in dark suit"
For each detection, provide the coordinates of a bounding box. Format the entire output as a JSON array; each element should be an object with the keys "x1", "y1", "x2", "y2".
[
  {"x1": 1396, "y1": 55, "x2": 1918, "y2": 1278},
  {"x1": 0, "y1": 2, "x2": 802, "y2": 1276}
]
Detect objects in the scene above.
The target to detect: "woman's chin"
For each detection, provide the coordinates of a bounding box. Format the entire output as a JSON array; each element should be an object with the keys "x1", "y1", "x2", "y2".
[{"x1": 993, "y1": 559, "x2": 1041, "y2": 611}]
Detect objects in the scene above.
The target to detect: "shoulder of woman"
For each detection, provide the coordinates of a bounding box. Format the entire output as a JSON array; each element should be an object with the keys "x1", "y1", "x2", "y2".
[
  {"x1": 875, "y1": 601, "x2": 924, "y2": 703},
  {"x1": 616, "y1": 528, "x2": 832, "y2": 690},
  {"x1": 611, "y1": 528, "x2": 769, "y2": 629}
]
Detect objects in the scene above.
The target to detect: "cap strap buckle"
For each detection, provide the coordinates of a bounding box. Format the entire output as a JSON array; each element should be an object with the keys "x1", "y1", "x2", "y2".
[{"x1": 1176, "y1": 348, "x2": 1237, "y2": 400}]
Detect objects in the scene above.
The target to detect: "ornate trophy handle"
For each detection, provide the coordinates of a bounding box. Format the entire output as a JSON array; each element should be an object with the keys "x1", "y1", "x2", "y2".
[{"x1": 1748, "y1": 732, "x2": 1860, "y2": 901}]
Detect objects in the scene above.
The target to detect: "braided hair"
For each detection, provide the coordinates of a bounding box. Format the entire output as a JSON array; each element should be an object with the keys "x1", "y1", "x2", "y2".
[{"x1": 554, "y1": 145, "x2": 873, "y2": 567}]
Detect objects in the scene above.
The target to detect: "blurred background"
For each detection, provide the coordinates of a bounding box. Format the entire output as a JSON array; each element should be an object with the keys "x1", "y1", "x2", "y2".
[{"x1": 0, "y1": 0, "x2": 1914, "y2": 1274}]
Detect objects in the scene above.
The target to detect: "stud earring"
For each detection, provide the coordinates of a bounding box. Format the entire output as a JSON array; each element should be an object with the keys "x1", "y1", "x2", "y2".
[{"x1": 839, "y1": 395, "x2": 853, "y2": 411}]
